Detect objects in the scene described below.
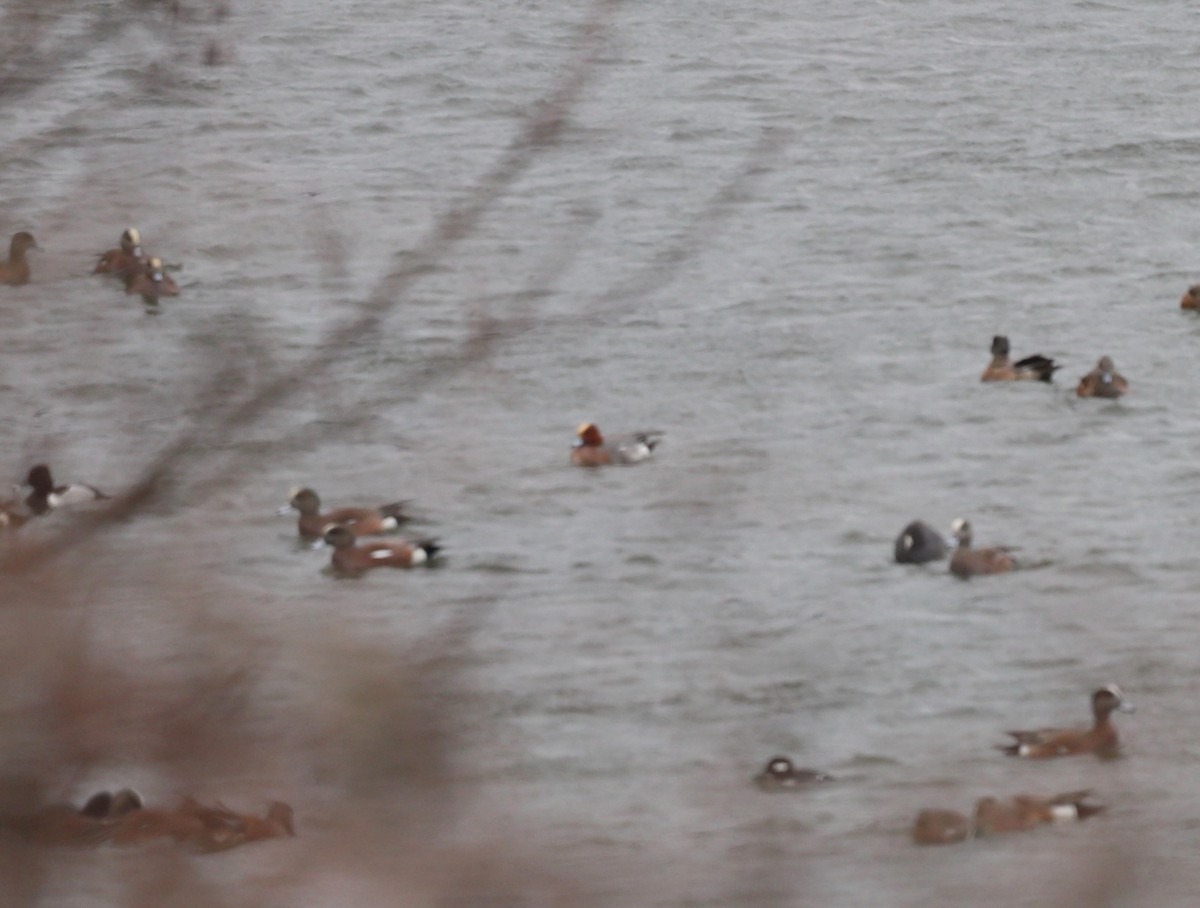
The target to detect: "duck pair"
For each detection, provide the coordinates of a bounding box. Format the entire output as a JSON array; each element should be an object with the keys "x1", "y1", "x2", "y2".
[
  {"x1": 94, "y1": 227, "x2": 180, "y2": 308},
  {"x1": 912, "y1": 790, "x2": 1104, "y2": 845},
  {"x1": 0, "y1": 231, "x2": 40, "y2": 286},
  {"x1": 570, "y1": 423, "x2": 661, "y2": 467},
  {"x1": 18, "y1": 790, "x2": 294, "y2": 851},
  {"x1": 893, "y1": 518, "x2": 1013, "y2": 579},
  {"x1": 279, "y1": 487, "x2": 440, "y2": 574},
  {"x1": 981, "y1": 336, "x2": 1127, "y2": 398}
]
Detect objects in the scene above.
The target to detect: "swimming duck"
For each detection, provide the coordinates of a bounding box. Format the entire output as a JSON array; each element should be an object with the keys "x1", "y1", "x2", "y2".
[
  {"x1": 972, "y1": 790, "x2": 1104, "y2": 836},
  {"x1": 911, "y1": 809, "x2": 972, "y2": 846},
  {"x1": 980, "y1": 336, "x2": 1060, "y2": 383},
  {"x1": 279, "y1": 487, "x2": 410, "y2": 539},
  {"x1": 124, "y1": 257, "x2": 180, "y2": 309},
  {"x1": 570, "y1": 423, "x2": 661, "y2": 467},
  {"x1": 948, "y1": 518, "x2": 1014, "y2": 579},
  {"x1": 999, "y1": 685, "x2": 1133, "y2": 759},
  {"x1": 1181, "y1": 285, "x2": 1199, "y2": 310},
  {"x1": 753, "y1": 756, "x2": 834, "y2": 790},
  {"x1": 893, "y1": 520, "x2": 949, "y2": 564},
  {"x1": 23, "y1": 464, "x2": 110, "y2": 515},
  {"x1": 321, "y1": 525, "x2": 441, "y2": 574},
  {"x1": 94, "y1": 227, "x2": 145, "y2": 278},
  {"x1": 175, "y1": 797, "x2": 295, "y2": 852},
  {"x1": 0, "y1": 232, "x2": 39, "y2": 286},
  {"x1": 1076, "y1": 356, "x2": 1128, "y2": 399}
]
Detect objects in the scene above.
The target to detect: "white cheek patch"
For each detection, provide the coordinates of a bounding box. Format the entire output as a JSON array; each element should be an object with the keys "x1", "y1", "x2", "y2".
[{"x1": 902, "y1": 534, "x2": 913, "y2": 549}]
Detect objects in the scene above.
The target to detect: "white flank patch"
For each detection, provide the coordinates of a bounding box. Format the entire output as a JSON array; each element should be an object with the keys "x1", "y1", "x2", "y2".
[
  {"x1": 410, "y1": 548, "x2": 428, "y2": 565},
  {"x1": 1050, "y1": 804, "x2": 1078, "y2": 822},
  {"x1": 1018, "y1": 744, "x2": 1033, "y2": 757},
  {"x1": 370, "y1": 549, "x2": 392, "y2": 559},
  {"x1": 381, "y1": 516, "x2": 398, "y2": 530}
]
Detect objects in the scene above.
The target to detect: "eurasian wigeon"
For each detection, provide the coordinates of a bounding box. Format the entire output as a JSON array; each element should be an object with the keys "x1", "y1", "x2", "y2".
[
  {"x1": 23, "y1": 464, "x2": 110, "y2": 515},
  {"x1": 999, "y1": 685, "x2": 1133, "y2": 759},
  {"x1": 280, "y1": 487, "x2": 410, "y2": 539},
  {"x1": 893, "y1": 520, "x2": 948, "y2": 564},
  {"x1": 322, "y1": 525, "x2": 441, "y2": 574},
  {"x1": 94, "y1": 227, "x2": 145, "y2": 278},
  {"x1": 1076, "y1": 356, "x2": 1128, "y2": 398},
  {"x1": 753, "y1": 756, "x2": 833, "y2": 790},
  {"x1": 0, "y1": 231, "x2": 39, "y2": 286},
  {"x1": 569, "y1": 423, "x2": 661, "y2": 467}
]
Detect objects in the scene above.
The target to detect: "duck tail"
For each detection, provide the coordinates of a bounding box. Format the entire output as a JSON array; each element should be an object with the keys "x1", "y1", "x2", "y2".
[
  {"x1": 1015, "y1": 355, "x2": 1061, "y2": 383},
  {"x1": 413, "y1": 538, "x2": 442, "y2": 563},
  {"x1": 378, "y1": 500, "x2": 411, "y2": 525},
  {"x1": 996, "y1": 743, "x2": 1021, "y2": 757}
]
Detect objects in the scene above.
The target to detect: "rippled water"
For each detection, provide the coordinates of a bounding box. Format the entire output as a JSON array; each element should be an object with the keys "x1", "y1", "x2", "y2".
[{"x1": 4, "y1": 0, "x2": 1200, "y2": 904}]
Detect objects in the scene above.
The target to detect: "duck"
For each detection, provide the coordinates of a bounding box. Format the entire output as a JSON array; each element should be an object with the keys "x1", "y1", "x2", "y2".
[
  {"x1": 911, "y1": 809, "x2": 971, "y2": 846},
  {"x1": 570, "y1": 423, "x2": 661, "y2": 467},
  {"x1": 948, "y1": 518, "x2": 1014, "y2": 579},
  {"x1": 279, "y1": 487, "x2": 411, "y2": 539},
  {"x1": 753, "y1": 756, "x2": 834, "y2": 790},
  {"x1": 998, "y1": 685, "x2": 1133, "y2": 759},
  {"x1": 972, "y1": 790, "x2": 1104, "y2": 836},
  {"x1": 322, "y1": 525, "x2": 441, "y2": 574},
  {"x1": 175, "y1": 797, "x2": 295, "y2": 852},
  {"x1": 23, "y1": 464, "x2": 110, "y2": 515},
  {"x1": 0, "y1": 231, "x2": 39, "y2": 286},
  {"x1": 94, "y1": 227, "x2": 145, "y2": 279},
  {"x1": 893, "y1": 520, "x2": 948, "y2": 564},
  {"x1": 1181, "y1": 285, "x2": 1199, "y2": 310},
  {"x1": 1076, "y1": 356, "x2": 1128, "y2": 399},
  {"x1": 124, "y1": 257, "x2": 180, "y2": 309},
  {"x1": 980, "y1": 336, "x2": 1060, "y2": 383}
]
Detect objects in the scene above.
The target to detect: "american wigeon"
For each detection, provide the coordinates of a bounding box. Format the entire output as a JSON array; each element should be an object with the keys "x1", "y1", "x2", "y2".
[
  {"x1": 894, "y1": 520, "x2": 949, "y2": 564},
  {"x1": 999, "y1": 685, "x2": 1133, "y2": 759},
  {"x1": 973, "y1": 790, "x2": 1104, "y2": 836},
  {"x1": 980, "y1": 336, "x2": 1060, "y2": 383},
  {"x1": 107, "y1": 797, "x2": 294, "y2": 851},
  {"x1": 753, "y1": 756, "x2": 833, "y2": 790},
  {"x1": 911, "y1": 809, "x2": 972, "y2": 846},
  {"x1": 1076, "y1": 356, "x2": 1128, "y2": 398},
  {"x1": 570, "y1": 423, "x2": 661, "y2": 467},
  {"x1": 280, "y1": 487, "x2": 410, "y2": 539},
  {"x1": 124, "y1": 256, "x2": 180, "y2": 308},
  {"x1": 23, "y1": 464, "x2": 110, "y2": 515},
  {"x1": 322, "y1": 525, "x2": 440, "y2": 574},
  {"x1": 1181, "y1": 285, "x2": 1199, "y2": 310},
  {"x1": 948, "y1": 518, "x2": 1014, "y2": 579},
  {"x1": 94, "y1": 227, "x2": 145, "y2": 278},
  {"x1": 0, "y1": 231, "x2": 39, "y2": 286},
  {"x1": 175, "y1": 797, "x2": 295, "y2": 852}
]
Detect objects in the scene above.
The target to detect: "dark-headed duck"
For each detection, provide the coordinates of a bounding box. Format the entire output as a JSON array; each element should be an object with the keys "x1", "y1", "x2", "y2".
[
  {"x1": 1076, "y1": 356, "x2": 1127, "y2": 399},
  {"x1": 948, "y1": 518, "x2": 1014, "y2": 579},
  {"x1": 999, "y1": 685, "x2": 1133, "y2": 759},
  {"x1": 753, "y1": 756, "x2": 833, "y2": 790},
  {"x1": 973, "y1": 790, "x2": 1104, "y2": 836},
  {"x1": 894, "y1": 520, "x2": 949, "y2": 564},
  {"x1": 125, "y1": 257, "x2": 180, "y2": 309},
  {"x1": 570, "y1": 423, "x2": 661, "y2": 467},
  {"x1": 94, "y1": 227, "x2": 145, "y2": 278},
  {"x1": 322, "y1": 525, "x2": 440, "y2": 574},
  {"x1": 24, "y1": 464, "x2": 110, "y2": 515},
  {"x1": 279, "y1": 487, "x2": 410, "y2": 539},
  {"x1": 0, "y1": 232, "x2": 39, "y2": 286},
  {"x1": 980, "y1": 336, "x2": 1060, "y2": 383},
  {"x1": 1181, "y1": 285, "x2": 1199, "y2": 310},
  {"x1": 911, "y1": 809, "x2": 971, "y2": 846}
]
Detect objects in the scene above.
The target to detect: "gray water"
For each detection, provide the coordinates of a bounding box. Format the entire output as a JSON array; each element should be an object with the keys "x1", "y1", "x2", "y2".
[{"x1": 4, "y1": 0, "x2": 1200, "y2": 904}]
